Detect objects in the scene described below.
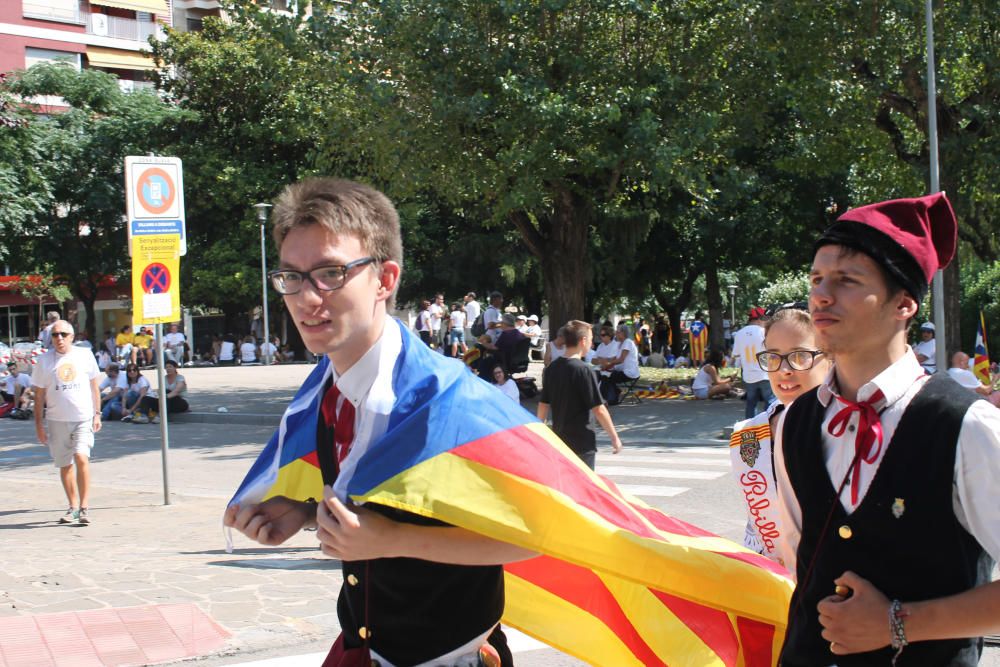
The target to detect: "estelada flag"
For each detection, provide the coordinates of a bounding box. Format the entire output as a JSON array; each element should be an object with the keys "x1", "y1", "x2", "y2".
[
  {"x1": 689, "y1": 319, "x2": 708, "y2": 363},
  {"x1": 975, "y1": 311, "x2": 990, "y2": 385},
  {"x1": 229, "y1": 319, "x2": 793, "y2": 666}
]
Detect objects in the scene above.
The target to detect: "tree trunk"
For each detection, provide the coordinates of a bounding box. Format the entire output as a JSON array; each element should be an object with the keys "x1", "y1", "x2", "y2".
[
  {"x1": 509, "y1": 185, "x2": 590, "y2": 337},
  {"x1": 705, "y1": 261, "x2": 725, "y2": 353}
]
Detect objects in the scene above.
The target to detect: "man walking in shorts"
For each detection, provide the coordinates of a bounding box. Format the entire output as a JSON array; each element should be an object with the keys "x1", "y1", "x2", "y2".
[{"x1": 32, "y1": 320, "x2": 102, "y2": 526}]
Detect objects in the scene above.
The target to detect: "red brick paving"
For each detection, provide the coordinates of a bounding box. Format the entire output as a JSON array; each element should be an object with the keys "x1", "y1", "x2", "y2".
[{"x1": 0, "y1": 603, "x2": 230, "y2": 667}]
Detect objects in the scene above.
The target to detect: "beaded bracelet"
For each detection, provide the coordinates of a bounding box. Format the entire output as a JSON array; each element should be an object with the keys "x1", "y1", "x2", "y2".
[{"x1": 889, "y1": 599, "x2": 908, "y2": 665}]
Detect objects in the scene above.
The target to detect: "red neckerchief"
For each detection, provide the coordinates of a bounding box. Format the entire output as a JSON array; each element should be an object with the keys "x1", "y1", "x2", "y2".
[
  {"x1": 827, "y1": 389, "x2": 886, "y2": 505},
  {"x1": 826, "y1": 372, "x2": 926, "y2": 505}
]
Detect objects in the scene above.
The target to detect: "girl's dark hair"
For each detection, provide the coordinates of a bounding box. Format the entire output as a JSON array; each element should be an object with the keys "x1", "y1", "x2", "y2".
[
  {"x1": 164, "y1": 360, "x2": 179, "y2": 369},
  {"x1": 707, "y1": 349, "x2": 724, "y2": 367}
]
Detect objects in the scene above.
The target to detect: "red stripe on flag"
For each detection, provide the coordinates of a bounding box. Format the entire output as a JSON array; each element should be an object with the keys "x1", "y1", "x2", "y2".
[
  {"x1": 506, "y1": 556, "x2": 666, "y2": 666},
  {"x1": 302, "y1": 451, "x2": 320, "y2": 468},
  {"x1": 737, "y1": 615, "x2": 776, "y2": 667},
  {"x1": 651, "y1": 590, "x2": 739, "y2": 667},
  {"x1": 453, "y1": 428, "x2": 662, "y2": 541},
  {"x1": 454, "y1": 428, "x2": 790, "y2": 577}
]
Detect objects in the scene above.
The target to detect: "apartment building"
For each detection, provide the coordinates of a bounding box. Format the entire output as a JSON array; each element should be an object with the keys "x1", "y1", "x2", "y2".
[{"x1": 0, "y1": 0, "x2": 225, "y2": 97}]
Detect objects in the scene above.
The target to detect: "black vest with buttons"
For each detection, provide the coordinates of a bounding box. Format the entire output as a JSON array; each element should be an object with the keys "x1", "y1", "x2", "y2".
[
  {"x1": 316, "y1": 399, "x2": 509, "y2": 666},
  {"x1": 780, "y1": 374, "x2": 992, "y2": 667}
]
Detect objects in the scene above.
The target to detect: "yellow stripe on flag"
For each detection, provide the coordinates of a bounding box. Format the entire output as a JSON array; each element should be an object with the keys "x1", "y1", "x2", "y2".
[{"x1": 358, "y1": 450, "x2": 792, "y2": 625}]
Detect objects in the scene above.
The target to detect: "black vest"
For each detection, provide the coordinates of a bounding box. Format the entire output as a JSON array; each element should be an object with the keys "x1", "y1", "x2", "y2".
[
  {"x1": 780, "y1": 374, "x2": 992, "y2": 667},
  {"x1": 316, "y1": 396, "x2": 509, "y2": 666}
]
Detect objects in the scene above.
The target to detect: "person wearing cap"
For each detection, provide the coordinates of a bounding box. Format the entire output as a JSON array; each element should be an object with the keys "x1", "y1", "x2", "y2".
[
  {"x1": 524, "y1": 314, "x2": 544, "y2": 349},
  {"x1": 514, "y1": 313, "x2": 528, "y2": 334},
  {"x1": 913, "y1": 321, "x2": 937, "y2": 374},
  {"x1": 733, "y1": 306, "x2": 774, "y2": 418},
  {"x1": 772, "y1": 193, "x2": 1000, "y2": 666}
]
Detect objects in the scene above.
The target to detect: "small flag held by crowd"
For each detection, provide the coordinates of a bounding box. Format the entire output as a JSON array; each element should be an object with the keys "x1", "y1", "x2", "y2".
[{"x1": 974, "y1": 311, "x2": 990, "y2": 385}]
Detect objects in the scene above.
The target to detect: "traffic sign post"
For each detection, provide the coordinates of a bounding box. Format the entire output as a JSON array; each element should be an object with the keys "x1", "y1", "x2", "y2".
[
  {"x1": 125, "y1": 156, "x2": 187, "y2": 256},
  {"x1": 125, "y1": 155, "x2": 186, "y2": 506}
]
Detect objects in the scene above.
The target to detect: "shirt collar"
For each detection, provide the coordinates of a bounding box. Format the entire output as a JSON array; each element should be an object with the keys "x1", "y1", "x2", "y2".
[
  {"x1": 329, "y1": 318, "x2": 398, "y2": 408},
  {"x1": 817, "y1": 346, "x2": 925, "y2": 408}
]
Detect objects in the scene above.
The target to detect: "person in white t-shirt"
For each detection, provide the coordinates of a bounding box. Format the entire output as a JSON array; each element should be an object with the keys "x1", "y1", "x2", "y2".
[
  {"x1": 121, "y1": 363, "x2": 152, "y2": 423},
  {"x1": 733, "y1": 307, "x2": 773, "y2": 418},
  {"x1": 483, "y1": 292, "x2": 504, "y2": 343},
  {"x1": 448, "y1": 303, "x2": 467, "y2": 357},
  {"x1": 543, "y1": 331, "x2": 565, "y2": 368},
  {"x1": 162, "y1": 323, "x2": 188, "y2": 364},
  {"x1": 3, "y1": 361, "x2": 33, "y2": 409},
  {"x1": 591, "y1": 326, "x2": 620, "y2": 374},
  {"x1": 239, "y1": 335, "x2": 259, "y2": 364},
  {"x1": 463, "y1": 292, "x2": 481, "y2": 341},
  {"x1": 260, "y1": 336, "x2": 279, "y2": 364},
  {"x1": 913, "y1": 320, "x2": 936, "y2": 373},
  {"x1": 98, "y1": 362, "x2": 128, "y2": 420},
  {"x1": 218, "y1": 335, "x2": 237, "y2": 365},
  {"x1": 524, "y1": 315, "x2": 543, "y2": 349},
  {"x1": 429, "y1": 294, "x2": 446, "y2": 348},
  {"x1": 492, "y1": 366, "x2": 520, "y2": 403},
  {"x1": 31, "y1": 321, "x2": 101, "y2": 526}
]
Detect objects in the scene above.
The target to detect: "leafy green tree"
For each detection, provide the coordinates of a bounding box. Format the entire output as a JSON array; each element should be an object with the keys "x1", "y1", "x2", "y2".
[{"x1": 0, "y1": 64, "x2": 186, "y2": 340}]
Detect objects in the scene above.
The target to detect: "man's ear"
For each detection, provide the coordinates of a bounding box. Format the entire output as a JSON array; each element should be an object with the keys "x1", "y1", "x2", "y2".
[
  {"x1": 893, "y1": 291, "x2": 920, "y2": 323},
  {"x1": 376, "y1": 261, "x2": 401, "y2": 301}
]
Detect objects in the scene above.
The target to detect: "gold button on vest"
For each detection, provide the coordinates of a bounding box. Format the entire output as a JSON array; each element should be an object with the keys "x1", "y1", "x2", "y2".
[
  {"x1": 347, "y1": 574, "x2": 359, "y2": 586},
  {"x1": 838, "y1": 525, "x2": 853, "y2": 539},
  {"x1": 358, "y1": 626, "x2": 370, "y2": 639}
]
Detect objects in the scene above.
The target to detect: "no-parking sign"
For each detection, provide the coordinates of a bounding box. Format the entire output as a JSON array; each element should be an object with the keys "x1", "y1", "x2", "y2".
[
  {"x1": 131, "y1": 235, "x2": 181, "y2": 322},
  {"x1": 125, "y1": 156, "x2": 187, "y2": 256}
]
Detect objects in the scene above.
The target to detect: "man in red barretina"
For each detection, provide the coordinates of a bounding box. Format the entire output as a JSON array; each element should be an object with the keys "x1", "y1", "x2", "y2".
[{"x1": 773, "y1": 192, "x2": 1000, "y2": 666}]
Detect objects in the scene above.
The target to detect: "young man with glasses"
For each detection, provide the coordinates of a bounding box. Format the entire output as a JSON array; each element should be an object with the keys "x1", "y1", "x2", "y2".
[
  {"x1": 773, "y1": 193, "x2": 1000, "y2": 666},
  {"x1": 31, "y1": 321, "x2": 102, "y2": 526},
  {"x1": 224, "y1": 178, "x2": 532, "y2": 667}
]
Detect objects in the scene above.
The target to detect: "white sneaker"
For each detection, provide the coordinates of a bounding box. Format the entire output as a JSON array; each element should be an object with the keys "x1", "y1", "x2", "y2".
[{"x1": 132, "y1": 413, "x2": 149, "y2": 424}]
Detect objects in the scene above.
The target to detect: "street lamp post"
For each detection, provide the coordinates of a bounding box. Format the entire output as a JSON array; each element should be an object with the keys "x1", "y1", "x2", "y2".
[{"x1": 254, "y1": 203, "x2": 273, "y2": 365}]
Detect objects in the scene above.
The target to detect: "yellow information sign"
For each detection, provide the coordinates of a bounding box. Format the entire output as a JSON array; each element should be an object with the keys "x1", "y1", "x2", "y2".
[{"x1": 131, "y1": 234, "x2": 181, "y2": 323}]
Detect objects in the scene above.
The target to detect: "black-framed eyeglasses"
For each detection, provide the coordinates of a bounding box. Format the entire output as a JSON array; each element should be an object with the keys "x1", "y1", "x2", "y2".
[
  {"x1": 51, "y1": 332, "x2": 73, "y2": 339},
  {"x1": 269, "y1": 257, "x2": 377, "y2": 295},
  {"x1": 756, "y1": 350, "x2": 825, "y2": 372}
]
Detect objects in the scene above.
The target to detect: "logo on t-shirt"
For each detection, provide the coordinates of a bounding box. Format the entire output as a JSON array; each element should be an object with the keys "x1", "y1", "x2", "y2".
[{"x1": 57, "y1": 363, "x2": 77, "y2": 383}]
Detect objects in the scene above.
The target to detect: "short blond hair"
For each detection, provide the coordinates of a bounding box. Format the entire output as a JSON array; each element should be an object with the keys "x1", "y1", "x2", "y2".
[{"x1": 271, "y1": 178, "x2": 404, "y2": 306}]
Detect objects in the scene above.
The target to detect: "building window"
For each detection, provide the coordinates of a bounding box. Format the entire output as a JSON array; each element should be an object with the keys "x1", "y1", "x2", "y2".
[
  {"x1": 25, "y1": 47, "x2": 82, "y2": 71},
  {"x1": 186, "y1": 17, "x2": 204, "y2": 31},
  {"x1": 22, "y1": 0, "x2": 86, "y2": 25}
]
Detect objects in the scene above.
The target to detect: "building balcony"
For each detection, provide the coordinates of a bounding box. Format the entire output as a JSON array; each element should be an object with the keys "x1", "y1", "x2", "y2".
[
  {"x1": 87, "y1": 12, "x2": 160, "y2": 42},
  {"x1": 23, "y1": 2, "x2": 162, "y2": 43}
]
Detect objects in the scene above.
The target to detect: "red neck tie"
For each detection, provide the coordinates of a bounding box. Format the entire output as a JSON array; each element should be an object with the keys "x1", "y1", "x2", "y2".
[
  {"x1": 321, "y1": 384, "x2": 356, "y2": 463},
  {"x1": 827, "y1": 389, "x2": 885, "y2": 506}
]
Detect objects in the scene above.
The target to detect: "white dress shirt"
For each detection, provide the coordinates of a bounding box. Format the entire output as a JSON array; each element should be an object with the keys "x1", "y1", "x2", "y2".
[
  {"x1": 774, "y1": 349, "x2": 1000, "y2": 576},
  {"x1": 325, "y1": 319, "x2": 496, "y2": 667}
]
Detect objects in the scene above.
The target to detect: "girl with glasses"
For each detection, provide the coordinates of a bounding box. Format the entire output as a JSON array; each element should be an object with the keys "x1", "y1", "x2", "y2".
[{"x1": 729, "y1": 307, "x2": 831, "y2": 564}]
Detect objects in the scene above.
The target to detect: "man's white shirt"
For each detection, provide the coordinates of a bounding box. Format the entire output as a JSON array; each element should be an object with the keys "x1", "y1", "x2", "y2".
[
  {"x1": 614, "y1": 338, "x2": 640, "y2": 379},
  {"x1": 32, "y1": 347, "x2": 99, "y2": 421},
  {"x1": 733, "y1": 324, "x2": 768, "y2": 384},
  {"x1": 913, "y1": 338, "x2": 936, "y2": 373},
  {"x1": 5, "y1": 372, "x2": 31, "y2": 396},
  {"x1": 464, "y1": 300, "x2": 480, "y2": 326},
  {"x1": 773, "y1": 349, "x2": 1000, "y2": 575}
]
